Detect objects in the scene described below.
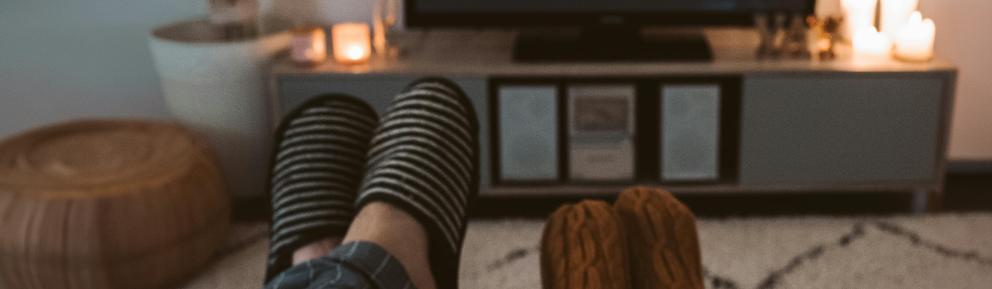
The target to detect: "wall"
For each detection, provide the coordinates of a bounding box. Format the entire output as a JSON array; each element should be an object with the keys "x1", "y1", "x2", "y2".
[
  {"x1": 0, "y1": 0, "x2": 989, "y2": 161},
  {"x1": 0, "y1": 0, "x2": 204, "y2": 136},
  {"x1": 0, "y1": 0, "x2": 369, "y2": 138},
  {"x1": 918, "y1": 0, "x2": 992, "y2": 161}
]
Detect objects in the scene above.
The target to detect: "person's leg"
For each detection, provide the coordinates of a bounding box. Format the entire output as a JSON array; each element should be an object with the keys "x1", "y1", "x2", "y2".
[
  {"x1": 264, "y1": 94, "x2": 379, "y2": 281},
  {"x1": 265, "y1": 241, "x2": 416, "y2": 289},
  {"x1": 350, "y1": 78, "x2": 481, "y2": 289},
  {"x1": 343, "y1": 202, "x2": 436, "y2": 289},
  {"x1": 291, "y1": 239, "x2": 341, "y2": 265},
  {"x1": 262, "y1": 78, "x2": 478, "y2": 289}
]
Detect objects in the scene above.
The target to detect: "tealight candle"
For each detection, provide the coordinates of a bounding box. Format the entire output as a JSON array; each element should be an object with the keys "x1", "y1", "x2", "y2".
[
  {"x1": 332, "y1": 22, "x2": 372, "y2": 65},
  {"x1": 841, "y1": 0, "x2": 878, "y2": 42},
  {"x1": 853, "y1": 26, "x2": 892, "y2": 63},
  {"x1": 880, "y1": 0, "x2": 919, "y2": 39},
  {"x1": 894, "y1": 11, "x2": 935, "y2": 62}
]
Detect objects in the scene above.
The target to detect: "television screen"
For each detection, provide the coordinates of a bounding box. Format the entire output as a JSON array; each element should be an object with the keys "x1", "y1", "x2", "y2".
[
  {"x1": 415, "y1": 0, "x2": 810, "y2": 13},
  {"x1": 407, "y1": 0, "x2": 815, "y2": 27}
]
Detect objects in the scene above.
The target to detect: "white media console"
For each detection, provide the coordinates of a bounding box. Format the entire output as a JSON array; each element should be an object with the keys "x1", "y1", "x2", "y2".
[{"x1": 269, "y1": 28, "x2": 956, "y2": 213}]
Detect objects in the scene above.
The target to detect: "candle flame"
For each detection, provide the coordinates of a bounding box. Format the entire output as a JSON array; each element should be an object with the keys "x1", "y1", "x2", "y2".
[{"x1": 345, "y1": 45, "x2": 366, "y2": 60}]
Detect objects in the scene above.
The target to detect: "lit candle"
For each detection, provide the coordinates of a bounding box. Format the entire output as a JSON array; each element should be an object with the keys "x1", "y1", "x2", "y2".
[
  {"x1": 894, "y1": 11, "x2": 935, "y2": 62},
  {"x1": 880, "y1": 0, "x2": 919, "y2": 39},
  {"x1": 852, "y1": 26, "x2": 892, "y2": 63},
  {"x1": 332, "y1": 23, "x2": 371, "y2": 65},
  {"x1": 841, "y1": 0, "x2": 878, "y2": 42}
]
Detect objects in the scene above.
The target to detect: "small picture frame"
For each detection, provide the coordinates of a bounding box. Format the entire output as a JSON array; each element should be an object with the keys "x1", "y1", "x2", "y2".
[
  {"x1": 567, "y1": 84, "x2": 636, "y2": 181},
  {"x1": 568, "y1": 85, "x2": 636, "y2": 139}
]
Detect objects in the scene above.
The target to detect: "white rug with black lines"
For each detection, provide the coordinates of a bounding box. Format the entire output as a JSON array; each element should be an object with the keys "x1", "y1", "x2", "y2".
[{"x1": 180, "y1": 213, "x2": 992, "y2": 289}]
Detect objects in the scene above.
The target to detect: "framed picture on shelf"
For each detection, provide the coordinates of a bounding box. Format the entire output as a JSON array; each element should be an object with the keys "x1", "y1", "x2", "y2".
[{"x1": 567, "y1": 84, "x2": 636, "y2": 182}]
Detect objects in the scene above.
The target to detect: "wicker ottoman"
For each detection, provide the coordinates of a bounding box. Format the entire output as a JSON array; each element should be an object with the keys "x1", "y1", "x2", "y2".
[{"x1": 0, "y1": 119, "x2": 231, "y2": 289}]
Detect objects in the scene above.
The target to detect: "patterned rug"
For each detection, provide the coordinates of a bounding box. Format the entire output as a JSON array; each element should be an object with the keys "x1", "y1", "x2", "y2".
[{"x1": 180, "y1": 213, "x2": 992, "y2": 289}]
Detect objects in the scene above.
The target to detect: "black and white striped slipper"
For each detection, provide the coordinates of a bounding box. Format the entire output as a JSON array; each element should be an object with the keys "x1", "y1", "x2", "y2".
[
  {"x1": 264, "y1": 94, "x2": 379, "y2": 281},
  {"x1": 355, "y1": 78, "x2": 480, "y2": 289}
]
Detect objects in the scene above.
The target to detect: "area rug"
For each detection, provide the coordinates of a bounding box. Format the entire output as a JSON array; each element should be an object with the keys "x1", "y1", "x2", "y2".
[{"x1": 179, "y1": 213, "x2": 992, "y2": 289}]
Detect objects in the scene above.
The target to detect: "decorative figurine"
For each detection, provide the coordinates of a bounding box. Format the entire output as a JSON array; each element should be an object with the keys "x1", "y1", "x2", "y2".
[
  {"x1": 782, "y1": 14, "x2": 811, "y2": 58},
  {"x1": 755, "y1": 14, "x2": 774, "y2": 58},
  {"x1": 771, "y1": 13, "x2": 788, "y2": 58},
  {"x1": 807, "y1": 16, "x2": 844, "y2": 61},
  {"x1": 756, "y1": 13, "x2": 812, "y2": 60}
]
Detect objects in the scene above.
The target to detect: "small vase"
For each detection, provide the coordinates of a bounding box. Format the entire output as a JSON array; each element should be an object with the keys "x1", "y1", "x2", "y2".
[{"x1": 373, "y1": 0, "x2": 401, "y2": 60}]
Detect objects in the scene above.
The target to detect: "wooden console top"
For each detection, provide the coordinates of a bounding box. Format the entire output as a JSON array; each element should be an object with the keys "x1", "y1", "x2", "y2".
[{"x1": 272, "y1": 28, "x2": 956, "y2": 77}]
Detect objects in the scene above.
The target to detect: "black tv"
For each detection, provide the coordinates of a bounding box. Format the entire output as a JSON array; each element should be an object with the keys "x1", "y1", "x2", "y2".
[{"x1": 406, "y1": 0, "x2": 817, "y2": 62}]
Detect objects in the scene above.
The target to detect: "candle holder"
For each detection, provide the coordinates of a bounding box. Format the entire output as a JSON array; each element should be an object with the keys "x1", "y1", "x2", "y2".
[
  {"x1": 290, "y1": 26, "x2": 327, "y2": 67},
  {"x1": 332, "y1": 23, "x2": 372, "y2": 65}
]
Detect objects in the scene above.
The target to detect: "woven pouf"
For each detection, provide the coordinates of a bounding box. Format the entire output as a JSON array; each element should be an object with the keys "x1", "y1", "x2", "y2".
[{"x1": 0, "y1": 119, "x2": 231, "y2": 289}]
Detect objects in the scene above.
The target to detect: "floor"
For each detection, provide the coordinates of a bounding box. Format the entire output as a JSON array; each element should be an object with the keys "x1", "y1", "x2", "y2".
[
  {"x1": 235, "y1": 172, "x2": 992, "y2": 221},
  {"x1": 182, "y1": 214, "x2": 992, "y2": 289},
  {"x1": 208, "y1": 173, "x2": 991, "y2": 289},
  {"x1": 943, "y1": 173, "x2": 992, "y2": 212}
]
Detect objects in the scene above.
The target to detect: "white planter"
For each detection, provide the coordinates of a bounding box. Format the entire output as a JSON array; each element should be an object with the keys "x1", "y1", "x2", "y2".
[{"x1": 149, "y1": 19, "x2": 290, "y2": 198}]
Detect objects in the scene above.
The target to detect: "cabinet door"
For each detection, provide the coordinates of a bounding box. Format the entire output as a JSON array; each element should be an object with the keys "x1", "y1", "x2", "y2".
[
  {"x1": 276, "y1": 75, "x2": 491, "y2": 187},
  {"x1": 497, "y1": 85, "x2": 559, "y2": 182},
  {"x1": 739, "y1": 74, "x2": 945, "y2": 186}
]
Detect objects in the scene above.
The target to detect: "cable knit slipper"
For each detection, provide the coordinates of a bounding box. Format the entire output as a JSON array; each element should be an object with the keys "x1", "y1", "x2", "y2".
[
  {"x1": 614, "y1": 186, "x2": 704, "y2": 289},
  {"x1": 541, "y1": 200, "x2": 630, "y2": 289}
]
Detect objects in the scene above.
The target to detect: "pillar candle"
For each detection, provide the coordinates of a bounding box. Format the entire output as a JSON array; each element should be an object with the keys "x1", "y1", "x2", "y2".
[
  {"x1": 841, "y1": 0, "x2": 878, "y2": 42},
  {"x1": 881, "y1": 0, "x2": 919, "y2": 39},
  {"x1": 894, "y1": 11, "x2": 935, "y2": 62},
  {"x1": 332, "y1": 23, "x2": 372, "y2": 65},
  {"x1": 853, "y1": 26, "x2": 892, "y2": 63}
]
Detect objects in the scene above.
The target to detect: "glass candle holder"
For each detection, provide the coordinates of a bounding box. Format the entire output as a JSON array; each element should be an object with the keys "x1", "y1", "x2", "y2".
[
  {"x1": 290, "y1": 26, "x2": 327, "y2": 66},
  {"x1": 332, "y1": 23, "x2": 372, "y2": 65}
]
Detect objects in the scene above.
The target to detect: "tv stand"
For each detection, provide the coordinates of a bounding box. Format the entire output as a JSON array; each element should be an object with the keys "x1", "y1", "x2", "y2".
[
  {"x1": 269, "y1": 29, "x2": 956, "y2": 213},
  {"x1": 513, "y1": 27, "x2": 712, "y2": 62}
]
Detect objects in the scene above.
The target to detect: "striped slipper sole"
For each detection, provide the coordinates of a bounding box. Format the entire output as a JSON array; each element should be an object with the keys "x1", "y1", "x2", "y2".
[
  {"x1": 264, "y1": 94, "x2": 379, "y2": 281},
  {"x1": 541, "y1": 200, "x2": 630, "y2": 289},
  {"x1": 614, "y1": 187, "x2": 704, "y2": 289}
]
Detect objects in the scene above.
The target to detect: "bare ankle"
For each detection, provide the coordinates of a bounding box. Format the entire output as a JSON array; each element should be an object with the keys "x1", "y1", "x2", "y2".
[
  {"x1": 344, "y1": 202, "x2": 437, "y2": 289},
  {"x1": 292, "y1": 238, "x2": 341, "y2": 265}
]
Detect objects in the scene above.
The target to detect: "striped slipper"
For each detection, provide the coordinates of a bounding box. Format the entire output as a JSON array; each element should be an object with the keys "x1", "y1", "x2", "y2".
[
  {"x1": 541, "y1": 200, "x2": 630, "y2": 289},
  {"x1": 355, "y1": 78, "x2": 480, "y2": 289},
  {"x1": 264, "y1": 94, "x2": 379, "y2": 281},
  {"x1": 614, "y1": 187, "x2": 704, "y2": 289}
]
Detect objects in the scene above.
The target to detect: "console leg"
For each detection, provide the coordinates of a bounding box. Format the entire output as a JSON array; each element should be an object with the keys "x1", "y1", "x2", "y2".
[{"x1": 911, "y1": 189, "x2": 930, "y2": 215}]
